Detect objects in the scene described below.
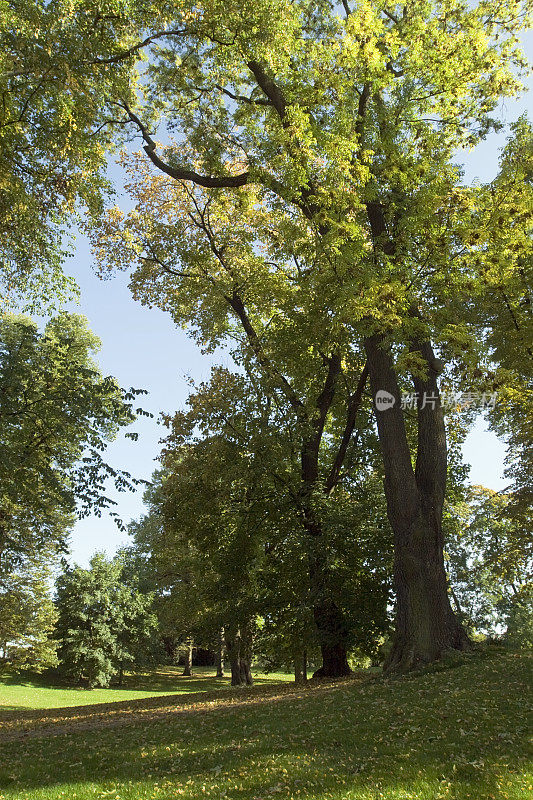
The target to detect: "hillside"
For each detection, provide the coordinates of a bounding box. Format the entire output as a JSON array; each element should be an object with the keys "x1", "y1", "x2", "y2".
[{"x1": 0, "y1": 651, "x2": 531, "y2": 800}]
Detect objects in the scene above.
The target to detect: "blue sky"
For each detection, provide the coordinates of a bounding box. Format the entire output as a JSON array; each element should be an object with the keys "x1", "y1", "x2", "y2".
[{"x1": 64, "y1": 36, "x2": 532, "y2": 566}]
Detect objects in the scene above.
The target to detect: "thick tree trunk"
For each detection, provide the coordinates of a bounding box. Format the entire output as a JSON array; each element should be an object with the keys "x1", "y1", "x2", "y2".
[
  {"x1": 311, "y1": 599, "x2": 351, "y2": 677},
  {"x1": 306, "y1": 531, "x2": 352, "y2": 678},
  {"x1": 182, "y1": 639, "x2": 193, "y2": 676},
  {"x1": 225, "y1": 624, "x2": 253, "y2": 686},
  {"x1": 386, "y1": 504, "x2": 471, "y2": 671},
  {"x1": 216, "y1": 628, "x2": 225, "y2": 678},
  {"x1": 365, "y1": 334, "x2": 470, "y2": 671}
]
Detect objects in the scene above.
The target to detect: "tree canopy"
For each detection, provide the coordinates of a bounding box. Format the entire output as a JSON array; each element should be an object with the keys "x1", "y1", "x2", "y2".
[
  {"x1": 83, "y1": 0, "x2": 531, "y2": 671},
  {"x1": 1, "y1": 0, "x2": 530, "y2": 674},
  {"x1": 0, "y1": 312, "x2": 143, "y2": 577}
]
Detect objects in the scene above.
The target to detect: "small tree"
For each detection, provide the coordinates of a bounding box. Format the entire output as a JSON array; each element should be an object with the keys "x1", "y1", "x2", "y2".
[
  {"x1": 55, "y1": 553, "x2": 156, "y2": 688},
  {"x1": 0, "y1": 550, "x2": 58, "y2": 672}
]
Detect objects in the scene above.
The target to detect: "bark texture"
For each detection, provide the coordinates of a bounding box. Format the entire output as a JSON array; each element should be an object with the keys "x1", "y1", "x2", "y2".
[
  {"x1": 225, "y1": 624, "x2": 254, "y2": 686},
  {"x1": 182, "y1": 639, "x2": 193, "y2": 676},
  {"x1": 365, "y1": 334, "x2": 470, "y2": 671}
]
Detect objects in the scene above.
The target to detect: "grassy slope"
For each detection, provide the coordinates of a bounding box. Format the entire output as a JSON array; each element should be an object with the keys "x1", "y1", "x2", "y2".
[
  {"x1": 0, "y1": 667, "x2": 292, "y2": 710},
  {"x1": 0, "y1": 652, "x2": 531, "y2": 800}
]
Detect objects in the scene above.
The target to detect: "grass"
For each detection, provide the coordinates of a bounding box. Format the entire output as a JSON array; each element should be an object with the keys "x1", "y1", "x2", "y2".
[
  {"x1": 0, "y1": 651, "x2": 531, "y2": 800},
  {"x1": 0, "y1": 666, "x2": 292, "y2": 710}
]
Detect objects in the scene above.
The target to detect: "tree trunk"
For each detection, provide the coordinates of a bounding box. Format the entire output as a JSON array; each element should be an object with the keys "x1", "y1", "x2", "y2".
[
  {"x1": 294, "y1": 648, "x2": 308, "y2": 684},
  {"x1": 311, "y1": 599, "x2": 351, "y2": 677},
  {"x1": 225, "y1": 625, "x2": 253, "y2": 686},
  {"x1": 298, "y1": 354, "x2": 353, "y2": 678},
  {"x1": 182, "y1": 639, "x2": 193, "y2": 676},
  {"x1": 239, "y1": 622, "x2": 254, "y2": 685},
  {"x1": 225, "y1": 629, "x2": 241, "y2": 686},
  {"x1": 306, "y1": 533, "x2": 351, "y2": 678},
  {"x1": 216, "y1": 628, "x2": 225, "y2": 678},
  {"x1": 365, "y1": 333, "x2": 470, "y2": 671}
]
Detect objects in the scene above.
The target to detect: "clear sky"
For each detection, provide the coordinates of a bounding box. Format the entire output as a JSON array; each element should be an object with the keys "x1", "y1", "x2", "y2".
[{"x1": 63, "y1": 34, "x2": 531, "y2": 566}]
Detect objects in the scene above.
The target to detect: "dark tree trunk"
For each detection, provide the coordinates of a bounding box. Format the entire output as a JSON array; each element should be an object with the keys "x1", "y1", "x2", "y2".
[
  {"x1": 365, "y1": 333, "x2": 471, "y2": 671},
  {"x1": 294, "y1": 648, "x2": 308, "y2": 684},
  {"x1": 311, "y1": 599, "x2": 351, "y2": 677},
  {"x1": 306, "y1": 528, "x2": 352, "y2": 678},
  {"x1": 182, "y1": 640, "x2": 193, "y2": 676},
  {"x1": 225, "y1": 629, "x2": 241, "y2": 686},
  {"x1": 216, "y1": 628, "x2": 225, "y2": 678},
  {"x1": 225, "y1": 624, "x2": 253, "y2": 686},
  {"x1": 299, "y1": 355, "x2": 354, "y2": 678},
  {"x1": 239, "y1": 658, "x2": 253, "y2": 685},
  {"x1": 239, "y1": 622, "x2": 254, "y2": 685}
]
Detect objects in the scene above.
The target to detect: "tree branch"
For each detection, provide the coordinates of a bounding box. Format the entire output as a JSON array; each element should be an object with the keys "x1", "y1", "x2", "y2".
[
  {"x1": 225, "y1": 290, "x2": 304, "y2": 412},
  {"x1": 301, "y1": 353, "x2": 343, "y2": 488},
  {"x1": 247, "y1": 61, "x2": 286, "y2": 119},
  {"x1": 120, "y1": 101, "x2": 250, "y2": 188},
  {"x1": 325, "y1": 360, "x2": 369, "y2": 494}
]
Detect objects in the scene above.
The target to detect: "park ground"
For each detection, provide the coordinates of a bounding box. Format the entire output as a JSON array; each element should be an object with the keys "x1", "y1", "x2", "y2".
[{"x1": 0, "y1": 651, "x2": 531, "y2": 800}]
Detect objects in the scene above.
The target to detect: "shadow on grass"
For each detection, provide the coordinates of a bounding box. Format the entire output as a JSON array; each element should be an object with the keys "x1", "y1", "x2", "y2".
[
  {"x1": 0, "y1": 653, "x2": 530, "y2": 800},
  {"x1": 0, "y1": 667, "x2": 291, "y2": 715}
]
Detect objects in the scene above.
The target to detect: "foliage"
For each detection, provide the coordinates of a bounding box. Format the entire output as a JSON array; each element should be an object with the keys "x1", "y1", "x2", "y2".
[
  {"x1": 0, "y1": 0, "x2": 144, "y2": 308},
  {"x1": 0, "y1": 549, "x2": 58, "y2": 673},
  {"x1": 479, "y1": 119, "x2": 533, "y2": 533},
  {"x1": 445, "y1": 485, "x2": 532, "y2": 638},
  {"x1": 54, "y1": 553, "x2": 157, "y2": 688},
  {"x1": 0, "y1": 312, "x2": 144, "y2": 578}
]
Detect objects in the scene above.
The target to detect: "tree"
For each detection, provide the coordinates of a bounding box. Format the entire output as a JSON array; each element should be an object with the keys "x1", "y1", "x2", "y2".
[
  {"x1": 0, "y1": 548, "x2": 58, "y2": 672},
  {"x1": 0, "y1": 312, "x2": 144, "y2": 577},
  {"x1": 152, "y1": 368, "x2": 391, "y2": 679},
  {"x1": 55, "y1": 552, "x2": 156, "y2": 688},
  {"x1": 84, "y1": 0, "x2": 530, "y2": 670},
  {"x1": 130, "y1": 460, "x2": 263, "y2": 686},
  {"x1": 0, "y1": 0, "x2": 152, "y2": 309},
  {"x1": 445, "y1": 486, "x2": 532, "y2": 641},
  {"x1": 477, "y1": 119, "x2": 533, "y2": 536}
]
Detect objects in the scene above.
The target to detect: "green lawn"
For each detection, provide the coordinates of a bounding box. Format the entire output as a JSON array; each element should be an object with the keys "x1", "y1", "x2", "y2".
[
  {"x1": 0, "y1": 652, "x2": 531, "y2": 800},
  {"x1": 0, "y1": 666, "x2": 293, "y2": 710}
]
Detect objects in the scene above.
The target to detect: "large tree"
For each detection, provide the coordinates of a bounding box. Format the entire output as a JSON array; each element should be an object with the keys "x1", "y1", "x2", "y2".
[{"x1": 70, "y1": 0, "x2": 529, "y2": 669}]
